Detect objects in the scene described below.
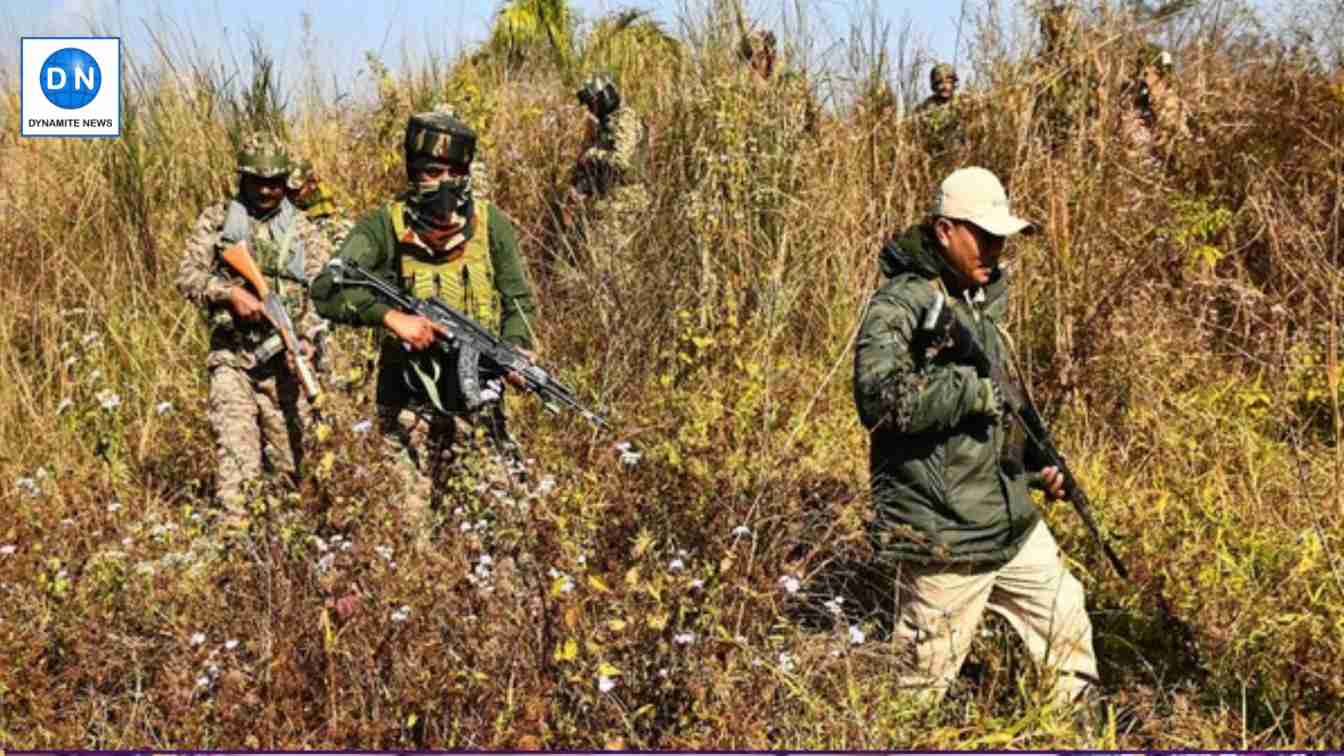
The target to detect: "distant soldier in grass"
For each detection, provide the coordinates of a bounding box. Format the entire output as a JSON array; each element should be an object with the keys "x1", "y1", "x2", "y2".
[
  {"x1": 738, "y1": 29, "x2": 818, "y2": 134},
  {"x1": 917, "y1": 62, "x2": 959, "y2": 114},
  {"x1": 565, "y1": 73, "x2": 649, "y2": 273},
  {"x1": 176, "y1": 132, "x2": 333, "y2": 530},
  {"x1": 1119, "y1": 44, "x2": 1193, "y2": 168},
  {"x1": 286, "y1": 158, "x2": 354, "y2": 249},
  {"x1": 914, "y1": 63, "x2": 963, "y2": 156},
  {"x1": 853, "y1": 167, "x2": 1099, "y2": 708},
  {"x1": 310, "y1": 112, "x2": 537, "y2": 527}
]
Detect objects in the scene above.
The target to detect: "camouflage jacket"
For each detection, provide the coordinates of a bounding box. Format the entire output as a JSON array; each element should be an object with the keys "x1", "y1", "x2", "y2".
[
  {"x1": 853, "y1": 225, "x2": 1045, "y2": 564},
  {"x1": 176, "y1": 198, "x2": 333, "y2": 370},
  {"x1": 573, "y1": 106, "x2": 647, "y2": 201}
]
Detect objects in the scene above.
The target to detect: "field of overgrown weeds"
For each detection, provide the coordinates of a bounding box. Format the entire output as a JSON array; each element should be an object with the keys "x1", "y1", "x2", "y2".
[{"x1": 2, "y1": 0, "x2": 1343, "y2": 748}]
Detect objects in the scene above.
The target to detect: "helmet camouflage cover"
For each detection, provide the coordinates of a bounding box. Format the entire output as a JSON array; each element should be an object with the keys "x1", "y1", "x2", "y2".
[
  {"x1": 577, "y1": 73, "x2": 621, "y2": 119},
  {"x1": 404, "y1": 111, "x2": 477, "y2": 169},
  {"x1": 739, "y1": 30, "x2": 777, "y2": 62},
  {"x1": 930, "y1": 63, "x2": 958, "y2": 87},
  {"x1": 237, "y1": 131, "x2": 291, "y2": 178},
  {"x1": 286, "y1": 158, "x2": 316, "y2": 191}
]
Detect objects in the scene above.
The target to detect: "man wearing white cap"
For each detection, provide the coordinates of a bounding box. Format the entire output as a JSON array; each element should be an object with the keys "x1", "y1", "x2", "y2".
[{"x1": 854, "y1": 167, "x2": 1099, "y2": 709}]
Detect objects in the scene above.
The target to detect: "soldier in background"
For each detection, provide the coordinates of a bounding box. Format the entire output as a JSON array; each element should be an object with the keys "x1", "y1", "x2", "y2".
[
  {"x1": 287, "y1": 159, "x2": 354, "y2": 248},
  {"x1": 914, "y1": 63, "x2": 963, "y2": 156},
  {"x1": 565, "y1": 73, "x2": 649, "y2": 276},
  {"x1": 916, "y1": 63, "x2": 959, "y2": 113},
  {"x1": 1119, "y1": 44, "x2": 1192, "y2": 167},
  {"x1": 176, "y1": 132, "x2": 333, "y2": 531}
]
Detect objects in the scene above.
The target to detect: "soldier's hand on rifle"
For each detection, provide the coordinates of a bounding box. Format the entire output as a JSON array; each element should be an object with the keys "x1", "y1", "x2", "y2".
[
  {"x1": 1040, "y1": 466, "x2": 1066, "y2": 501},
  {"x1": 383, "y1": 310, "x2": 448, "y2": 352},
  {"x1": 285, "y1": 339, "x2": 316, "y2": 374},
  {"x1": 228, "y1": 286, "x2": 266, "y2": 322},
  {"x1": 505, "y1": 348, "x2": 538, "y2": 389}
]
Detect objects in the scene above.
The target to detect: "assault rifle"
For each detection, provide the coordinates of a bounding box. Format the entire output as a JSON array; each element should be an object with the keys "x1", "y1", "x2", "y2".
[
  {"x1": 920, "y1": 293, "x2": 1127, "y2": 578},
  {"x1": 219, "y1": 240, "x2": 322, "y2": 400},
  {"x1": 325, "y1": 259, "x2": 609, "y2": 431},
  {"x1": 919, "y1": 292, "x2": 1208, "y2": 678}
]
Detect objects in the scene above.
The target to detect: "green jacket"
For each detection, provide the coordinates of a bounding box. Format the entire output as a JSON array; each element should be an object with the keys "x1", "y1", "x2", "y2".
[
  {"x1": 853, "y1": 225, "x2": 1043, "y2": 565},
  {"x1": 310, "y1": 201, "x2": 537, "y2": 410}
]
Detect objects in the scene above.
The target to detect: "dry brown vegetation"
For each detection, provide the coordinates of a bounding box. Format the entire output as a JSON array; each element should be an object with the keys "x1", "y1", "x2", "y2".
[{"x1": 1, "y1": 0, "x2": 1343, "y2": 748}]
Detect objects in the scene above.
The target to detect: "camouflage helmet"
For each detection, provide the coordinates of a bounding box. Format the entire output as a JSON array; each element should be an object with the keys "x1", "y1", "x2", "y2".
[
  {"x1": 738, "y1": 30, "x2": 777, "y2": 62},
  {"x1": 404, "y1": 111, "x2": 477, "y2": 170},
  {"x1": 577, "y1": 73, "x2": 621, "y2": 119},
  {"x1": 286, "y1": 158, "x2": 316, "y2": 192},
  {"x1": 930, "y1": 63, "x2": 958, "y2": 88},
  {"x1": 237, "y1": 131, "x2": 291, "y2": 179},
  {"x1": 1134, "y1": 43, "x2": 1173, "y2": 77},
  {"x1": 1039, "y1": 2, "x2": 1079, "y2": 45}
]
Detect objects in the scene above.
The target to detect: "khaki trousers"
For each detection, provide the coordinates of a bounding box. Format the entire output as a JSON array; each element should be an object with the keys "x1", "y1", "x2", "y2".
[{"x1": 893, "y1": 521, "x2": 1098, "y2": 705}]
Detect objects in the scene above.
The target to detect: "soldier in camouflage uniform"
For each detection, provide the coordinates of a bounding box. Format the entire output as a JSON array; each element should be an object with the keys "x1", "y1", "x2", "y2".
[
  {"x1": 1119, "y1": 45, "x2": 1192, "y2": 168},
  {"x1": 565, "y1": 73, "x2": 649, "y2": 274},
  {"x1": 176, "y1": 132, "x2": 333, "y2": 528},
  {"x1": 286, "y1": 159, "x2": 354, "y2": 248},
  {"x1": 737, "y1": 30, "x2": 817, "y2": 134},
  {"x1": 914, "y1": 63, "x2": 963, "y2": 156},
  {"x1": 310, "y1": 113, "x2": 537, "y2": 527},
  {"x1": 916, "y1": 63, "x2": 958, "y2": 113},
  {"x1": 1032, "y1": 2, "x2": 1102, "y2": 148},
  {"x1": 854, "y1": 167, "x2": 1097, "y2": 707}
]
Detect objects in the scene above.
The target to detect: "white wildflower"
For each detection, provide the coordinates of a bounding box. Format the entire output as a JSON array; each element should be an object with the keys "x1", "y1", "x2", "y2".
[
  {"x1": 689, "y1": 579, "x2": 704, "y2": 590},
  {"x1": 107, "y1": 501, "x2": 121, "y2": 513},
  {"x1": 823, "y1": 596, "x2": 845, "y2": 616},
  {"x1": 351, "y1": 420, "x2": 372, "y2": 434},
  {"x1": 559, "y1": 578, "x2": 575, "y2": 593},
  {"x1": 15, "y1": 478, "x2": 39, "y2": 497},
  {"x1": 597, "y1": 675, "x2": 616, "y2": 693},
  {"x1": 459, "y1": 521, "x2": 473, "y2": 533},
  {"x1": 668, "y1": 558, "x2": 685, "y2": 572},
  {"x1": 576, "y1": 554, "x2": 587, "y2": 566},
  {"x1": 155, "y1": 401, "x2": 173, "y2": 416},
  {"x1": 375, "y1": 545, "x2": 394, "y2": 562},
  {"x1": 96, "y1": 390, "x2": 121, "y2": 411},
  {"x1": 190, "y1": 632, "x2": 206, "y2": 646},
  {"x1": 391, "y1": 605, "x2": 411, "y2": 623},
  {"x1": 0, "y1": 545, "x2": 16, "y2": 556},
  {"x1": 778, "y1": 652, "x2": 795, "y2": 673},
  {"x1": 224, "y1": 639, "x2": 239, "y2": 651},
  {"x1": 673, "y1": 632, "x2": 696, "y2": 645},
  {"x1": 731, "y1": 525, "x2": 751, "y2": 538},
  {"x1": 848, "y1": 625, "x2": 866, "y2": 646},
  {"x1": 778, "y1": 575, "x2": 801, "y2": 594},
  {"x1": 195, "y1": 675, "x2": 211, "y2": 689},
  {"x1": 56, "y1": 398, "x2": 73, "y2": 414}
]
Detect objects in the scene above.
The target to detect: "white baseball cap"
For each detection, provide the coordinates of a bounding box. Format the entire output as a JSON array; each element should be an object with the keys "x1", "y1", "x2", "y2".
[{"x1": 932, "y1": 167, "x2": 1037, "y2": 237}]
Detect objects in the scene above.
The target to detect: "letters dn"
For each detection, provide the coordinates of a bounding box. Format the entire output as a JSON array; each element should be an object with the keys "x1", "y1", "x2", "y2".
[{"x1": 41, "y1": 47, "x2": 101, "y2": 109}]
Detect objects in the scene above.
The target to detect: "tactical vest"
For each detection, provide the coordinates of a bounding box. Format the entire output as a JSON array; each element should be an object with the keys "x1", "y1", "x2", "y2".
[{"x1": 389, "y1": 199, "x2": 499, "y2": 328}]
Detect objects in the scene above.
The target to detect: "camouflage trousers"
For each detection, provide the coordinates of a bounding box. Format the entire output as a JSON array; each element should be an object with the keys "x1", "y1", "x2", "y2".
[
  {"x1": 376, "y1": 404, "x2": 524, "y2": 525},
  {"x1": 208, "y1": 358, "x2": 313, "y2": 514}
]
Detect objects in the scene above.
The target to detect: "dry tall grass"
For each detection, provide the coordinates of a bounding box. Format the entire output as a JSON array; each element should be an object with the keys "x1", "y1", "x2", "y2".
[{"x1": 2, "y1": 0, "x2": 1343, "y2": 748}]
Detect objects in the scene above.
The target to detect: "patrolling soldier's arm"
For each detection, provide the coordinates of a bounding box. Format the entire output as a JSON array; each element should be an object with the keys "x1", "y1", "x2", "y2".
[
  {"x1": 176, "y1": 202, "x2": 262, "y2": 325},
  {"x1": 854, "y1": 283, "x2": 996, "y2": 435},
  {"x1": 310, "y1": 216, "x2": 396, "y2": 329},
  {"x1": 488, "y1": 205, "x2": 538, "y2": 351}
]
